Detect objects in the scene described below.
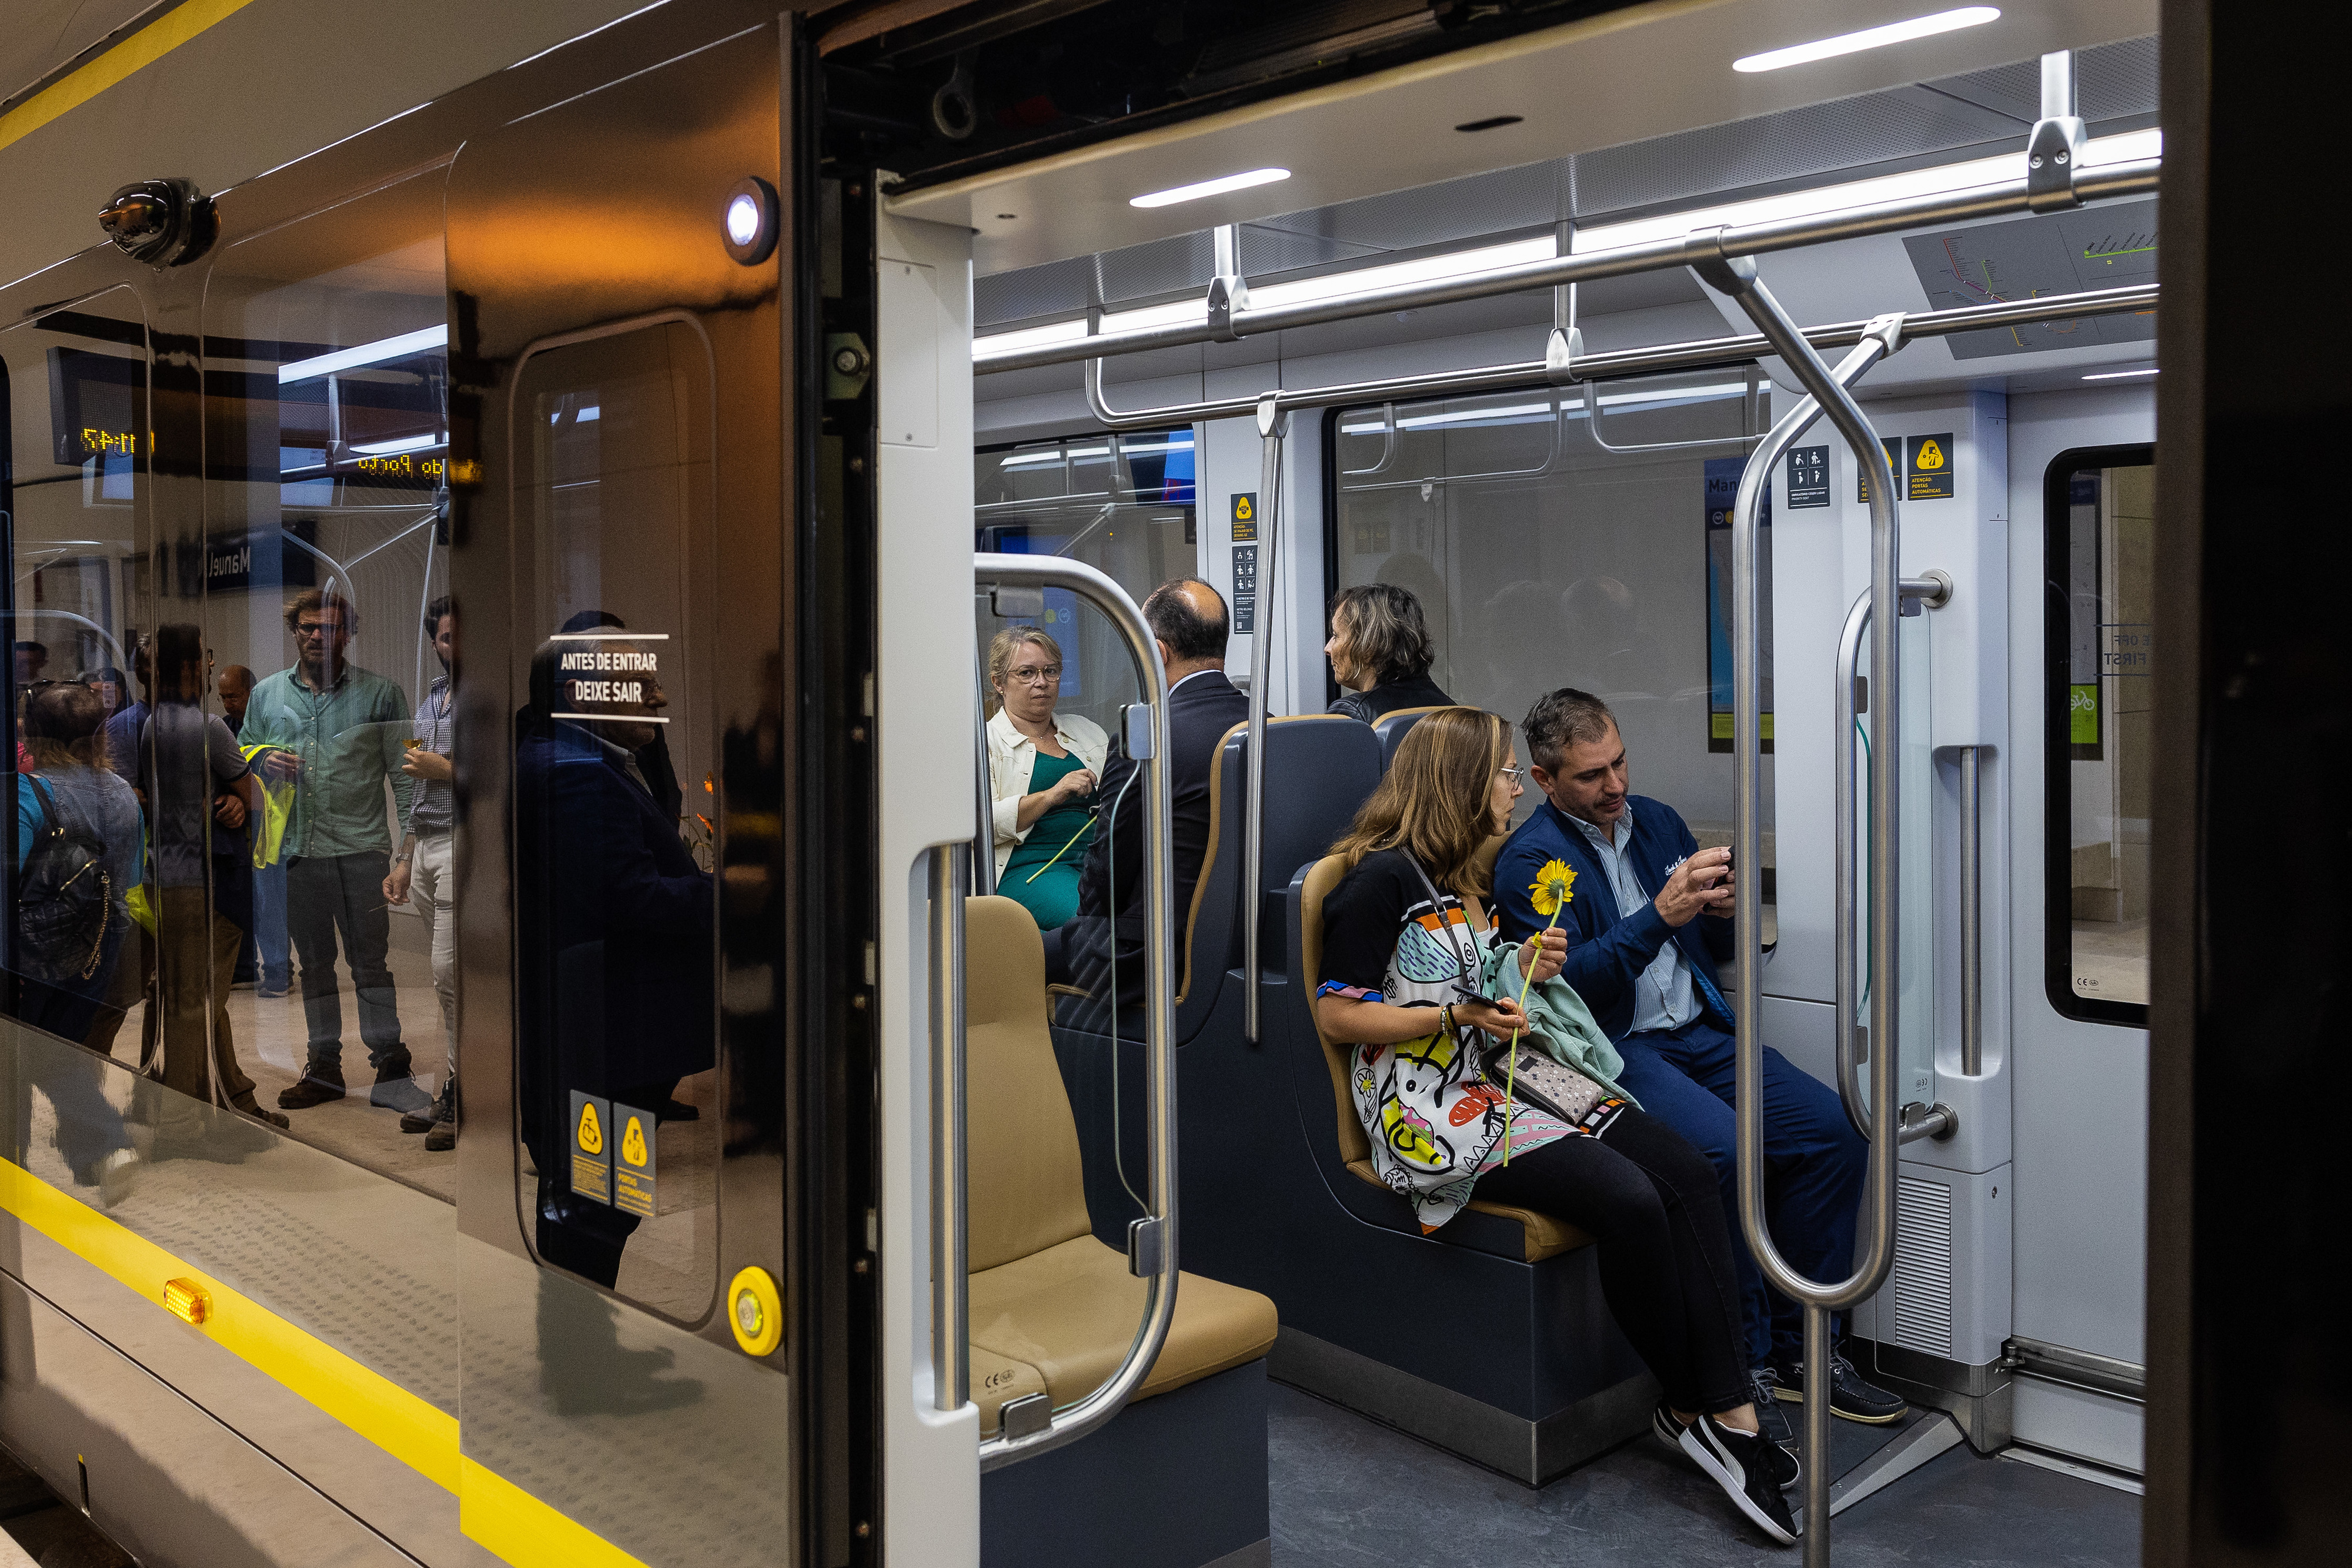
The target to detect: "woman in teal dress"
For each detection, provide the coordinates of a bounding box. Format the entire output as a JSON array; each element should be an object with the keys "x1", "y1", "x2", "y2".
[{"x1": 985, "y1": 627, "x2": 1108, "y2": 931}]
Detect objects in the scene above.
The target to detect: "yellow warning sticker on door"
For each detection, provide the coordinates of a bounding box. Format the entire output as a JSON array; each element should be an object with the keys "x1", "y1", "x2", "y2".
[
  {"x1": 569, "y1": 1091, "x2": 613, "y2": 1205},
  {"x1": 613, "y1": 1102, "x2": 657, "y2": 1219},
  {"x1": 1906, "y1": 434, "x2": 1954, "y2": 500}
]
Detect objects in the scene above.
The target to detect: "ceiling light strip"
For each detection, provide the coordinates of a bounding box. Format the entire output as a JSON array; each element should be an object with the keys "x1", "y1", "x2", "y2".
[
  {"x1": 977, "y1": 146, "x2": 2159, "y2": 375},
  {"x1": 1733, "y1": 8, "x2": 2003, "y2": 75}
]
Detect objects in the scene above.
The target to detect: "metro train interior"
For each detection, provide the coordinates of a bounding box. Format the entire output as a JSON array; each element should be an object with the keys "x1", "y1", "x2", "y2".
[{"x1": 0, "y1": 1, "x2": 2307, "y2": 1566}]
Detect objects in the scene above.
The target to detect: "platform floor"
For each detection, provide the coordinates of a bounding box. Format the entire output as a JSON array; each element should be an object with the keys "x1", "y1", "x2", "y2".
[{"x1": 1267, "y1": 1381, "x2": 2139, "y2": 1567}]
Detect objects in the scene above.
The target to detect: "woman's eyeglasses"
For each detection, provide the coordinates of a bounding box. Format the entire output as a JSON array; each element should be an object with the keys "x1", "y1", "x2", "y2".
[
  {"x1": 1497, "y1": 764, "x2": 1525, "y2": 783},
  {"x1": 1008, "y1": 666, "x2": 1063, "y2": 686}
]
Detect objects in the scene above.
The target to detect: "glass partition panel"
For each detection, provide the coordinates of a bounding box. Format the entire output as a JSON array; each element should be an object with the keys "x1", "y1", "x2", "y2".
[
  {"x1": 974, "y1": 427, "x2": 1197, "y2": 611},
  {"x1": 1329, "y1": 375, "x2": 1776, "y2": 941},
  {"x1": 2044, "y1": 453, "x2": 2154, "y2": 1025}
]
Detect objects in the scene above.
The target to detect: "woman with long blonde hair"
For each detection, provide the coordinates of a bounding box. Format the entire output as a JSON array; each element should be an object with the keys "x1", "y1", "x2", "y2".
[{"x1": 1315, "y1": 707, "x2": 1798, "y2": 1545}]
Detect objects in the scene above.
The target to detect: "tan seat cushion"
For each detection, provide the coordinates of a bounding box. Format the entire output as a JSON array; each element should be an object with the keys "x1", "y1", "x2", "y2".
[
  {"x1": 970, "y1": 1235, "x2": 1279, "y2": 1408},
  {"x1": 1308, "y1": 841, "x2": 1592, "y2": 1266},
  {"x1": 1341, "y1": 1158, "x2": 1592, "y2": 1263}
]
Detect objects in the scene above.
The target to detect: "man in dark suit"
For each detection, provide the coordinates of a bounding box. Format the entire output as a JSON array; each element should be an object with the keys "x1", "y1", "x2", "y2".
[
  {"x1": 1492, "y1": 687, "x2": 1902, "y2": 1437},
  {"x1": 1053, "y1": 578, "x2": 1248, "y2": 1033}
]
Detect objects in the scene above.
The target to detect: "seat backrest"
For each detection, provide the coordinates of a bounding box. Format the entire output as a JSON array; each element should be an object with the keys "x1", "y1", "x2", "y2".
[
  {"x1": 1181, "y1": 716, "x2": 1383, "y2": 1033},
  {"x1": 1301, "y1": 834, "x2": 1506, "y2": 1168},
  {"x1": 1369, "y1": 704, "x2": 1447, "y2": 771},
  {"x1": 964, "y1": 895, "x2": 1093, "y2": 1272}
]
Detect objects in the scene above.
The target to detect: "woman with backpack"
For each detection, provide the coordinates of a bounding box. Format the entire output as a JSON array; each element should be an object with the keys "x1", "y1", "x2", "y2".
[{"x1": 13, "y1": 680, "x2": 142, "y2": 1197}]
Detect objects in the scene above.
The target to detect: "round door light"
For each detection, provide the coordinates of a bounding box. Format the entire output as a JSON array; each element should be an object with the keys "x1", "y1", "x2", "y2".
[
  {"x1": 728, "y1": 1265, "x2": 783, "y2": 1356},
  {"x1": 723, "y1": 176, "x2": 779, "y2": 266}
]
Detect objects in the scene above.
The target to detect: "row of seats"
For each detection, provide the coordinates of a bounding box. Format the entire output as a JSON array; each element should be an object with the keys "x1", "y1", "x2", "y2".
[
  {"x1": 976, "y1": 704, "x2": 1653, "y2": 1564},
  {"x1": 1043, "y1": 706, "x2": 1655, "y2": 1488}
]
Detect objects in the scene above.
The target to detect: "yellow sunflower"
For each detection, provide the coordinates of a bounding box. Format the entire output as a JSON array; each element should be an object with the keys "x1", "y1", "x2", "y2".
[{"x1": 1528, "y1": 859, "x2": 1576, "y2": 917}]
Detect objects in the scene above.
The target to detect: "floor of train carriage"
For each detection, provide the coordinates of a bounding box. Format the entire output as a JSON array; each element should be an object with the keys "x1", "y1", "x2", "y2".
[
  {"x1": 24, "y1": 901, "x2": 715, "y2": 1320},
  {"x1": 1267, "y1": 1382, "x2": 2136, "y2": 1567}
]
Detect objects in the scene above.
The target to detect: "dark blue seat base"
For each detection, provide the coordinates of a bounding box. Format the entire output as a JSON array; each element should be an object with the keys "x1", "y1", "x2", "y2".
[{"x1": 980, "y1": 1359, "x2": 1271, "y2": 1568}]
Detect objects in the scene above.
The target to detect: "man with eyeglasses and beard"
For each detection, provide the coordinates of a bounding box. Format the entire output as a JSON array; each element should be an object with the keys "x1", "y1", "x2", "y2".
[{"x1": 238, "y1": 589, "x2": 427, "y2": 1117}]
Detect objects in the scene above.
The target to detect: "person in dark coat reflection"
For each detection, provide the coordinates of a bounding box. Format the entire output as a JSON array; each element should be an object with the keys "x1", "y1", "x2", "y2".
[{"x1": 514, "y1": 634, "x2": 713, "y2": 1289}]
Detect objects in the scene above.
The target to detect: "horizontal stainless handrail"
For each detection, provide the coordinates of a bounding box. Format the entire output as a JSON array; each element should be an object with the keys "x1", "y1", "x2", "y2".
[
  {"x1": 1077, "y1": 282, "x2": 2159, "y2": 430},
  {"x1": 981, "y1": 157, "x2": 2157, "y2": 375},
  {"x1": 1834, "y1": 580, "x2": 1959, "y2": 1146},
  {"x1": 970, "y1": 553, "x2": 1178, "y2": 1469}
]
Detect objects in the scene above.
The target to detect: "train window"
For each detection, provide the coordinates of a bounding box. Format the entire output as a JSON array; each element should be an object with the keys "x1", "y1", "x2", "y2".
[
  {"x1": 2044, "y1": 446, "x2": 2155, "y2": 1025},
  {"x1": 510, "y1": 319, "x2": 720, "y2": 1320},
  {"x1": 974, "y1": 427, "x2": 1198, "y2": 604},
  {"x1": 201, "y1": 170, "x2": 460, "y2": 1193},
  {"x1": 1326, "y1": 375, "x2": 1778, "y2": 941},
  {"x1": 2, "y1": 287, "x2": 150, "y2": 1074}
]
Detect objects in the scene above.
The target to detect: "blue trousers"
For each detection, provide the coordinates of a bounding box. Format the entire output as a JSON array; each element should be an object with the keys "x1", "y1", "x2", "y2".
[{"x1": 1610, "y1": 1018, "x2": 1865, "y2": 1365}]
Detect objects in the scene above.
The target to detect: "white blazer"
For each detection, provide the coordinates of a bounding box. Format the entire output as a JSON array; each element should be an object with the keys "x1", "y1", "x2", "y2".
[{"x1": 986, "y1": 704, "x2": 1110, "y2": 878}]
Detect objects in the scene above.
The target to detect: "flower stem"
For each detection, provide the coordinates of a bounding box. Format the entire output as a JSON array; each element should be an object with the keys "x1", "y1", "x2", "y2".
[{"x1": 1502, "y1": 905, "x2": 1562, "y2": 1164}]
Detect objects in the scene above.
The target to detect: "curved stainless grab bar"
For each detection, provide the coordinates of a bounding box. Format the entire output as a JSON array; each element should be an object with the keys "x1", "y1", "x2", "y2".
[
  {"x1": 1833, "y1": 580, "x2": 1959, "y2": 1146},
  {"x1": 968, "y1": 553, "x2": 1177, "y2": 1469},
  {"x1": 1697, "y1": 245, "x2": 1905, "y2": 1567},
  {"x1": 971, "y1": 668, "x2": 997, "y2": 898},
  {"x1": 930, "y1": 841, "x2": 970, "y2": 1412},
  {"x1": 1242, "y1": 396, "x2": 1286, "y2": 1044}
]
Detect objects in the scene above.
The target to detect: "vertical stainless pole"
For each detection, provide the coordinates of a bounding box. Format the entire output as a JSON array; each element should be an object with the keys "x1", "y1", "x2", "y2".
[
  {"x1": 1242, "y1": 394, "x2": 1287, "y2": 1043},
  {"x1": 2040, "y1": 49, "x2": 2077, "y2": 120},
  {"x1": 929, "y1": 842, "x2": 969, "y2": 1412},
  {"x1": 1960, "y1": 745, "x2": 1982, "y2": 1077},
  {"x1": 1700, "y1": 242, "x2": 1906, "y2": 1565}
]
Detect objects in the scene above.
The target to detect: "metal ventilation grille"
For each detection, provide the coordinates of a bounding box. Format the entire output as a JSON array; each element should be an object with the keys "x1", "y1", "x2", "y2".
[
  {"x1": 1932, "y1": 34, "x2": 2160, "y2": 125},
  {"x1": 974, "y1": 255, "x2": 1094, "y2": 331},
  {"x1": 1891, "y1": 1176, "x2": 1956, "y2": 1358}
]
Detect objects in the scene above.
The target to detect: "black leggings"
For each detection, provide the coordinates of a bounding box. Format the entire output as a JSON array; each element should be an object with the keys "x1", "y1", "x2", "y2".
[{"x1": 1472, "y1": 1106, "x2": 1750, "y2": 1416}]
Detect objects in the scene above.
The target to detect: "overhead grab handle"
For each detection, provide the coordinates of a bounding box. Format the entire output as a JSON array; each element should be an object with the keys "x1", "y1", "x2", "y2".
[
  {"x1": 967, "y1": 554, "x2": 1181, "y2": 1469},
  {"x1": 1695, "y1": 245, "x2": 1908, "y2": 1568}
]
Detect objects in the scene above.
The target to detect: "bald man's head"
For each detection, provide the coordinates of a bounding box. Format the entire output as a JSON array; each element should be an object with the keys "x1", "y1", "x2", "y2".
[
  {"x1": 1142, "y1": 577, "x2": 1229, "y2": 677},
  {"x1": 217, "y1": 664, "x2": 255, "y2": 726}
]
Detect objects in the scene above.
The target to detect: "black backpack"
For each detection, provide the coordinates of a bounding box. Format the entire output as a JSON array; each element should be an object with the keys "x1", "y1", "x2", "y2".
[{"x1": 17, "y1": 775, "x2": 113, "y2": 984}]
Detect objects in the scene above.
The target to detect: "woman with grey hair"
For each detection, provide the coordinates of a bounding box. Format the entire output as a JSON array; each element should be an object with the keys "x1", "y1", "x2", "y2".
[
  {"x1": 1325, "y1": 581, "x2": 1452, "y2": 723},
  {"x1": 985, "y1": 625, "x2": 1108, "y2": 930}
]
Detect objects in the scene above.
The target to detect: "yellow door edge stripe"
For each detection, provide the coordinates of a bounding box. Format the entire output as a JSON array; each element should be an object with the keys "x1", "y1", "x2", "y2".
[
  {"x1": 0, "y1": 1156, "x2": 653, "y2": 1566},
  {"x1": 460, "y1": 1457, "x2": 654, "y2": 1568},
  {"x1": 0, "y1": 0, "x2": 266, "y2": 156}
]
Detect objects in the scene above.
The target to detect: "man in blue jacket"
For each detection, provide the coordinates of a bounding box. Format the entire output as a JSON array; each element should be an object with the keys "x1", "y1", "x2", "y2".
[{"x1": 1494, "y1": 687, "x2": 1903, "y2": 1433}]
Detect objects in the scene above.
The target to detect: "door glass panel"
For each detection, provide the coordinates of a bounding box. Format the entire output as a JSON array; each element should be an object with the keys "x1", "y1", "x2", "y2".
[
  {"x1": 2046, "y1": 456, "x2": 2153, "y2": 1022},
  {"x1": 1331, "y1": 377, "x2": 1776, "y2": 942},
  {"x1": 511, "y1": 321, "x2": 719, "y2": 1320}
]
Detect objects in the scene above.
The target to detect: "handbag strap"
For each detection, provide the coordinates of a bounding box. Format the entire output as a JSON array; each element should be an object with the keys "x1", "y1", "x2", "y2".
[{"x1": 1397, "y1": 852, "x2": 1477, "y2": 991}]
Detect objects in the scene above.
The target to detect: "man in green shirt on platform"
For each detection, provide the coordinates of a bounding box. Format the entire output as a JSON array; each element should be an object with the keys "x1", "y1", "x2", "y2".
[{"x1": 240, "y1": 589, "x2": 428, "y2": 1116}]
